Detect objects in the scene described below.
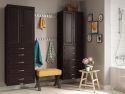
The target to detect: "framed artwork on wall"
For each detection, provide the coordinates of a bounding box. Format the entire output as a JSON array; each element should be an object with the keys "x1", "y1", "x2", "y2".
[
  {"x1": 91, "y1": 21, "x2": 98, "y2": 34},
  {"x1": 98, "y1": 13, "x2": 103, "y2": 22},
  {"x1": 88, "y1": 13, "x2": 93, "y2": 22},
  {"x1": 87, "y1": 34, "x2": 92, "y2": 42},
  {"x1": 96, "y1": 34, "x2": 102, "y2": 43}
]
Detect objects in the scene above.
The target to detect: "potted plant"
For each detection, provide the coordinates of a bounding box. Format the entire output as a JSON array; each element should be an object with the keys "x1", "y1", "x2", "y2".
[{"x1": 82, "y1": 57, "x2": 94, "y2": 71}]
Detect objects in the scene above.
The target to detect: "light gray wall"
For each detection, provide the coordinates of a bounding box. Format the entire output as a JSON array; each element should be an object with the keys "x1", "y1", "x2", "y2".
[
  {"x1": 0, "y1": 0, "x2": 64, "y2": 85},
  {"x1": 82, "y1": 0, "x2": 112, "y2": 87},
  {"x1": 82, "y1": 0, "x2": 105, "y2": 85}
]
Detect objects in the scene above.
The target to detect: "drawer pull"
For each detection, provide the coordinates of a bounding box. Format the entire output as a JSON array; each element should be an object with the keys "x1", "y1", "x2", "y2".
[
  {"x1": 18, "y1": 48, "x2": 24, "y2": 50},
  {"x1": 72, "y1": 59, "x2": 75, "y2": 61},
  {"x1": 18, "y1": 78, "x2": 24, "y2": 80},
  {"x1": 18, "y1": 54, "x2": 24, "y2": 56},
  {"x1": 18, "y1": 61, "x2": 24, "y2": 64},
  {"x1": 72, "y1": 74, "x2": 75, "y2": 75},
  {"x1": 18, "y1": 70, "x2": 24, "y2": 72},
  {"x1": 72, "y1": 53, "x2": 75, "y2": 54}
]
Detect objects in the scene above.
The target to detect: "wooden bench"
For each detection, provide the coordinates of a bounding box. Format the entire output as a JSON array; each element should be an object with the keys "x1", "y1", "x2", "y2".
[{"x1": 35, "y1": 68, "x2": 62, "y2": 91}]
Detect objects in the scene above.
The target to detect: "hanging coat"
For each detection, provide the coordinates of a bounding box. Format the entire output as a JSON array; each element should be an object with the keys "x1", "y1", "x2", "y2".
[
  {"x1": 46, "y1": 41, "x2": 56, "y2": 63},
  {"x1": 34, "y1": 40, "x2": 43, "y2": 67}
]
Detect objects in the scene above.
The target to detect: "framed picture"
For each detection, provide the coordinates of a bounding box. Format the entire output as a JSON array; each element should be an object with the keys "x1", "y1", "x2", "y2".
[
  {"x1": 87, "y1": 34, "x2": 92, "y2": 42},
  {"x1": 91, "y1": 21, "x2": 98, "y2": 34},
  {"x1": 96, "y1": 34, "x2": 102, "y2": 43},
  {"x1": 98, "y1": 14, "x2": 103, "y2": 22},
  {"x1": 88, "y1": 13, "x2": 93, "y2": 22}
]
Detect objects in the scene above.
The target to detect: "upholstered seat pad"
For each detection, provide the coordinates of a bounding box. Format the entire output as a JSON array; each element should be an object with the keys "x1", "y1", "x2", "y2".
[{"x1": 36, "y1": 68, "x2": 62, "y2": 77}]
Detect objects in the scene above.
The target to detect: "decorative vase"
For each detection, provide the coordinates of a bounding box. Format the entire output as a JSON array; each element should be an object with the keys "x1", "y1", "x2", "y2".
[{"x1": 85, "y1": 65, "x2": 93, "y2": 71}]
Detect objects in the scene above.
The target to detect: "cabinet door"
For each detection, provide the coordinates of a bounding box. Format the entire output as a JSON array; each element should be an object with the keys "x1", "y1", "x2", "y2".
[
  {"x1": 5, "y1": 6, "x2": 20, "y2": 45},
  {"x1": 63, "y1": 12, "x2": 75, "y2": 45},
  {"x1": 20, "y1": 7, "x2": 34, "y2": 44},
  {"x1": 75, "y1": 12, "x2": 84, "y2": 61}
]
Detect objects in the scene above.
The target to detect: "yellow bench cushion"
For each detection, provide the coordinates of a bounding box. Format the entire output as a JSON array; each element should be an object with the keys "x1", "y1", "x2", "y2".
[{"x1": 36, "y1": 68, "x2": 62, "y2": 77}]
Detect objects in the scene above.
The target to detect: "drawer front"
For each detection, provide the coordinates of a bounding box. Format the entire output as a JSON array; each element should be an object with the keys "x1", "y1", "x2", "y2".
[
  {"x1": 6, "y1": 54, "x2": 34, "y2": 65},
  {"x1": 6, "y1": 52, "x2": 34, "y2": 59},
  {"x1": 6, "y1": 73, "x2": 35, "y2": 86},
  {"x1": 62, "y1": 64, "x2": 81, "y2": 79},
  {"x1": 62, "y1": 64, "x2": 76, "y2": 79},
  {"x1": 6, "y1": 65, "x2": 34, "y2": 74},
  {"x1": 6, "y1": 45, "x2": 34, "y2": 52},
  {"x1": 7, "y1": 47, "x2": 33, "y2": 54}
]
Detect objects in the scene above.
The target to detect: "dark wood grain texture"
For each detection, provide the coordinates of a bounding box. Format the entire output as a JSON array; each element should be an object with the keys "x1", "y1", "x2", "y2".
[
  {"x1": 57, "y1": 11, "x2": 85, "y2": 80},
  {"x1": 5, "y1": 4, "x2": 35, "y2": 86}
]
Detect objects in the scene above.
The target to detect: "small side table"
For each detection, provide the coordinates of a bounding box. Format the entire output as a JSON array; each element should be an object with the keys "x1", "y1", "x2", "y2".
[{"x1": 79, "y1": 69, "x2": 100, "y2": 93}]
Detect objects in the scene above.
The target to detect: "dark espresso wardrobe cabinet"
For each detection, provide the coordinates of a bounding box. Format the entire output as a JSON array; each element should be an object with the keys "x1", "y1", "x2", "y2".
[
  {"x1": 57, "y1": 11, "x2": 85, "y2": 80},
  {"x1": 5, "y1": 5, "x2": 35, "y2": 85}
]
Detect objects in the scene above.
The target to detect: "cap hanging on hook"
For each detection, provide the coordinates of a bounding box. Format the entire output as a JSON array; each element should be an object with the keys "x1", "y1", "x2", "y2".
[{"x1": 39, "y1": 17, "x2": 46, "y2": 30}]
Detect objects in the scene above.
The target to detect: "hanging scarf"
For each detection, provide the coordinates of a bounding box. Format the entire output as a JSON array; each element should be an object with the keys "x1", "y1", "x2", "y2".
[
  {"x1": 34, "y1": 40, "x2": 43, "y2": 67},
  {"x1": 46, "y1": 41, "x2": 56, "y2": 63}
]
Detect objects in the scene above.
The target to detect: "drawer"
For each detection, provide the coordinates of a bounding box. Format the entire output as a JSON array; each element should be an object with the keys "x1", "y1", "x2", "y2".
[
  {"x1": 6, "y1": 46, "x2": 34, "y2": 54},
  {"x1": 6, "y1": 73, "x2": 35, "y2": 86},
  {"x1": 6, "y1": 58, "x2": 34, "y2": 65},
  {"x1": 6, "y1": 52, "x2": 34, "y2": 58},
  {"x1": 6, "y1": 65, "x2": 34, "y2": 74}
]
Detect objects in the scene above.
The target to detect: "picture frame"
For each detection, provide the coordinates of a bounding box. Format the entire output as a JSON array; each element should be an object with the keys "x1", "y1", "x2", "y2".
[
  {"x1": 87, "y1": 34, "x2": 92, "y2": 42},
  {"x1": 96, "y1": 34, "x2": 102, "y2": 43},
  {"x1": 98, "y1": 14, "x2": 103, "y2": 22},
  {"x1": 91, "y1": 21, "x2": 98, "y2": 34},
  {"x1": 88, "y1": 13, "x2": 93, "y2": 22}
]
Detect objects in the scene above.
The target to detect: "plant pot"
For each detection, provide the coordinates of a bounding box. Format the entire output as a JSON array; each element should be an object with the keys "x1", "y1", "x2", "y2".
[
  {"x1": 85, "y1": 65, "x2": 93, "y2": 71},
  {"x1": 85, "y1": 66, "x2": 90, "y2": 71}
]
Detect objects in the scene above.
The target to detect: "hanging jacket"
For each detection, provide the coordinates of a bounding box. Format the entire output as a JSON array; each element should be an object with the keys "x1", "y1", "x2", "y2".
[
  {"x1": 46, "y1": 41, "x2": 56, "y2": 63},
  {"x1": 34, "y1": 40, "x2": 43, "y2": 67}
]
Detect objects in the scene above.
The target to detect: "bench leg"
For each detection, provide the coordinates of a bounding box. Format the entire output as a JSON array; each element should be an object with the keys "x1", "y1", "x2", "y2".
[
  {"x1": 35, "y1": 73, "x2": 38, "y2": 88},
  {"x1": 35, "y1": 76, "x2": 41, "y2": 91},
  {"x1": 37, "y1": 77, "x2": 41, "y2": 91},
  {"x1": 54, "y1": 75, "x2": 61, "y2": 88}
]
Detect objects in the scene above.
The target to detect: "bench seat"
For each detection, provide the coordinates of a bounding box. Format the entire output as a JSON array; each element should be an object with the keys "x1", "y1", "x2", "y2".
[
  {"x1": 35, "y1": 68, "x2": 62, "y2": 91},
  {"x1": 36, "y1": 68, "x2": 62, "y2": 77}
]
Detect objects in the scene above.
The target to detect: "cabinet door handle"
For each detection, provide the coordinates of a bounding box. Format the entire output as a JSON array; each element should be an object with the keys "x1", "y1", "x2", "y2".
[
  {"x1": 18, "y1": 70, "x2": 24, "y2": 72},
  {"x1": 18, "y1": 54, "x2": 24, "y2": 56},
  {"x1": 18, "y1": 78, "x2": 24, "y2": 81},
  {"x1": 18, "y1": 48, "x2": 24, "y2": 50},
  {"x1": 17, "y1": 61, "x2": 24, "y2": 64}
]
